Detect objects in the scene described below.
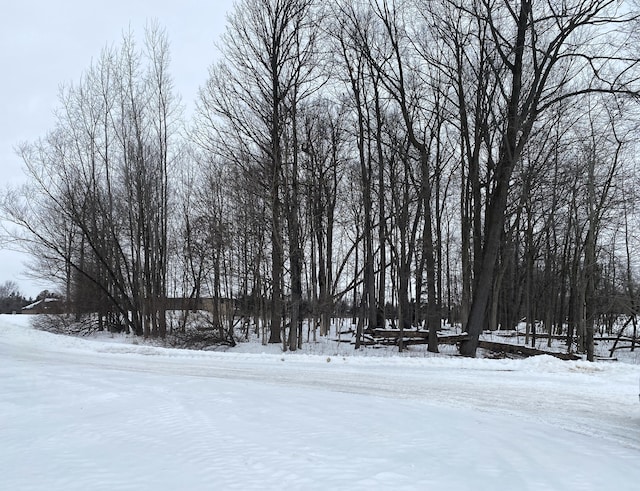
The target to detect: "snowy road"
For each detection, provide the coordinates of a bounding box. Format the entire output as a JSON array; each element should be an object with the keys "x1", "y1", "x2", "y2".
[{"x1": 1, "y1": 315, "x2": 640, "y2": 490}]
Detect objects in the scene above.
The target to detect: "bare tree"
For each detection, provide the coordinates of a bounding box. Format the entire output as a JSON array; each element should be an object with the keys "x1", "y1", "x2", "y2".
[
  {"x1": 4, "y1": 25, "x2": 179, "y2": 336},
  {"x1": 196, "y1": 0, "x2": 323, "y2": 347},
  {"x1": 451, "y1": 0, "x2": 640, "y2": 356}
]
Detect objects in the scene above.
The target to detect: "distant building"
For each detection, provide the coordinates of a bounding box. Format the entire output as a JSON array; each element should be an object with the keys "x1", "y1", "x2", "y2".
[{"x1": 21, "y1": 298, "x2": 64, "y2": 314}]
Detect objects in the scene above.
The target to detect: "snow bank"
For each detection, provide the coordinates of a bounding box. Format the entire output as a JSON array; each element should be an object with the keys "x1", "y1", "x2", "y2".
[{"x1": 2, "y1": 314, "x2": 640, "y2": 490}]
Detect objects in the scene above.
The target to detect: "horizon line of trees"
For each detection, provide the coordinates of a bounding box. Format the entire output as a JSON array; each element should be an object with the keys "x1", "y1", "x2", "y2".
[
  {"x1": 3, "y1": 1, "x2": 640, "y2": 359},
  {"x1": 0, "y1": 280, "x2": 30, "y2": 314}
]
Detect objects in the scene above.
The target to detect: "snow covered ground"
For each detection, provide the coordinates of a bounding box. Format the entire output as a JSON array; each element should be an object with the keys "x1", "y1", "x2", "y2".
[{"x1": 1, "y1": 314, "x2": 640, "y2": 490}]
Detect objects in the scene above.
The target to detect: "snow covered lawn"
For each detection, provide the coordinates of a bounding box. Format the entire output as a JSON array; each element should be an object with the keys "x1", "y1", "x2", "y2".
[{"x1": 1, "y1": 314, "x2": 640, "y2": 490}]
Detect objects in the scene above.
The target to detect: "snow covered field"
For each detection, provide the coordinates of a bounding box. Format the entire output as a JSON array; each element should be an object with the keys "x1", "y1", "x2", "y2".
[{"x1": 1, "y1": 314, "x2": 640, "y2": 490}]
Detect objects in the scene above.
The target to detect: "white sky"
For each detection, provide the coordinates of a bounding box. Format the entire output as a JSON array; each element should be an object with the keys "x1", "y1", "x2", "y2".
[{"x1": 0, "y1": 0, "x2": 235, "y2": 298}]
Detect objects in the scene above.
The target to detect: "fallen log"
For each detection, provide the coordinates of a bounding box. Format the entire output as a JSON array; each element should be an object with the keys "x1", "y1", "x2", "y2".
[
  {"x1": 608, "y1": 344, "x2": 638, "y2": 355},
  {"x1": 595, "y1": 336, "x2": 636, "y2": 343},
  {"x1": 438, "y1": 333, "x2": 470, "y2": 344},
  {"x1": 478, "y1": 340, "x2": 580, "y2": 360},
  {"x1": 338, "y1": 330, "x2": 579, "y2": 360},
  {"x1": 372, "y1": 328, "x2": 431, "y2": 338}
]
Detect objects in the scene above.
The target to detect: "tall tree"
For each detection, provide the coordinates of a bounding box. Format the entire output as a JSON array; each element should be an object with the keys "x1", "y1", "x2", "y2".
[
  {"x1": 456, "y1": 0, "x2": 640, "y2": 356},
  {"x1": 4, "y1": 25, "x2": 178, "y2": 336},
  {"x1": 196, "y1": 0, "x2": 322, "y2": 345}
]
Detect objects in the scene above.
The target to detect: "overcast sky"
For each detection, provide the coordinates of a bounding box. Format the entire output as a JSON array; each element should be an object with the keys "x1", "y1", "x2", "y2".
[{"x1": 0, "y1": 0, "x2": 235, "y2": 297}]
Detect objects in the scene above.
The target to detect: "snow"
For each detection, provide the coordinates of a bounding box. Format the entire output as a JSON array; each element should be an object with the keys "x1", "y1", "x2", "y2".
[
  {"x1": 1, "y1": 314, "x2": 640, "y2": 490},
  {"x1": 21, "y1": 300, "x2": 42, "y2": 310}
]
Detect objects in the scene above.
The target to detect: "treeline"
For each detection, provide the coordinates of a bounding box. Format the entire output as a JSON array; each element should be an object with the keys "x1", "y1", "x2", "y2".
[
  {"x1": 3, "y1": 1, "x2": 640, "y2": 358},
  {"x1": 0, "y1": 281, "x2": 30, "y2": 314}
]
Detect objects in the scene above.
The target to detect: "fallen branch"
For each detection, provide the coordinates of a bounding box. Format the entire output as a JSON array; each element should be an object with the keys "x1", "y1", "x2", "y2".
[{"x1": 608, "y1": 344, "x2": 637, "y2": 354}]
